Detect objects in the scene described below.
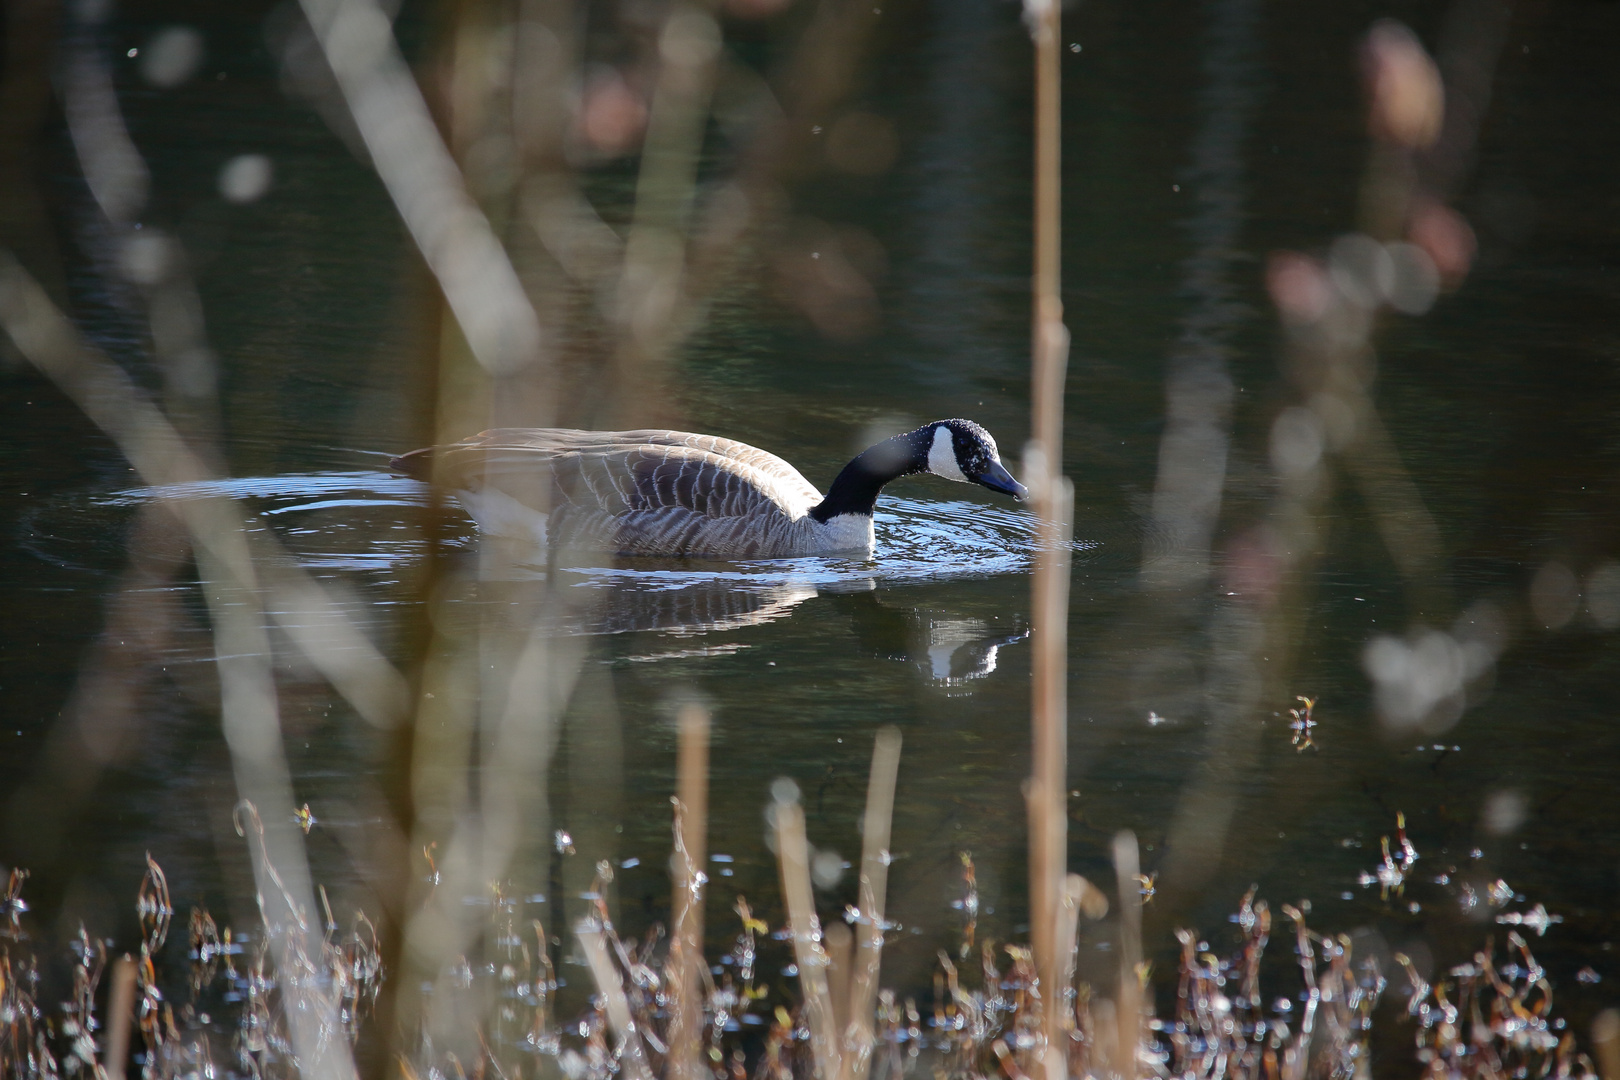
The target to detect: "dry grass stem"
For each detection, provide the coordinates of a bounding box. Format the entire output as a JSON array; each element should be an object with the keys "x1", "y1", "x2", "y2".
[
  {"x1": 1113, "y1": 833, "x2": 1144, "y2": 1080},
  {"x1": 841, "y1": 726, "x2": 902, "y2": 1080},
  {"x1": 577, "y1": 918, "x2": 657, "y2": 1080},
  {"x1": 668, "y1": 704, "x2": 711, "y2": 1080},
  {"x1": 1022, "y1": 0, "x2": 1073, "y2": 1068},
  {"x1": 1593, "y1": 1009, "x2": 1620, "y2": 1080},
  {"x1": 774, "y1": 794, "x2": 842, "y2": 1080},
  {"x1": 104, "y1": 954, "x2": 137, "y2": 1080}
]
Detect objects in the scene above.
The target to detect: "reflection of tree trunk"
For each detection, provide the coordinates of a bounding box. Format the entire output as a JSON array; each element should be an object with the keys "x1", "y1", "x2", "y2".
[
  {"x1": 1126, "y1": 0, "x2": 1268, "y2": 911},
  {"x1": 1421, "y1": 0, "x2": 1514, "y2": 203},
  {"x1": 1141, "y1": 0, "x2": 1261, "y2": 593},
  {"x1": 895, "y1": 0, "x2": 1021, "y2": 393}
]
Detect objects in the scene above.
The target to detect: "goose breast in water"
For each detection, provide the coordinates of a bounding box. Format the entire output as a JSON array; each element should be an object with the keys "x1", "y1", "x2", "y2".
[{"x1": 390, "y1": 419, "x2": 1028, "y2": 559}]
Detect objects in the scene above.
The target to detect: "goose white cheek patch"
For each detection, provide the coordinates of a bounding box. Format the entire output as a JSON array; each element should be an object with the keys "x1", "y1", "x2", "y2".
[{"x1": 928, "y1": 425, "x2": 968, "y2": 482}]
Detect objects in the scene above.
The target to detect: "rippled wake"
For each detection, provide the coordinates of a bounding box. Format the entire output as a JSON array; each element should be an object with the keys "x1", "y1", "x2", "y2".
[
  {"x1": 21, "y1": 472, "x2": 1102, "y2": 636},
  {"x1": 29, "y1": 471, "x2": 1091, "y2": 575}
]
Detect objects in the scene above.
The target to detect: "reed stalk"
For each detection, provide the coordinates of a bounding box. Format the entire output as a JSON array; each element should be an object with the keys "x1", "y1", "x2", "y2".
[
  {"x1": 1023, "y1": 0, "x2": 1073, "y2": 1073},
  {"x1": 841, "y1": 726, "x2": 902, "y2": 1080},
  {"x1": 1113, "y1": 832, "x2": 1143, "y2": 1080},
  {"x1": 774, "y1": 793, "x2": 842, "y2": 1080},
  {"x1": 296, "y1": 0, "x2": 542, "y2": 378},
  {"x1": 668, "y1": 704, "x2": 711, "y2": 1080},
  {"x1": 1041, "y1": 873, "x2": 1084, "y2": 1072},
  {"x1": 1054, "y1": 875, "x2": 1084, "y2": 1006},
  {"x1": 103, "y1": 955, "x2": 136, "y2": 1080},
  {"x1": 826, "y1": 922, "x2": 854, "y2": 1035},
  {"x1": 577, "y1": 919, "x2": 656, "y2": 1080},
  {"x1": 1594, "y1": 1010, "x2": 1620, "y2": 1080},
  {"x1": 1594, "y1": 1009, "x2": 1620, "y2": 1080}
]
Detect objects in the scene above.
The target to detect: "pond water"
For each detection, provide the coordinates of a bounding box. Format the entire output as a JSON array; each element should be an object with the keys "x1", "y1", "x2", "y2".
[{"x1": 2, "y1": 0, "x2": 1619, "y2": 1072}]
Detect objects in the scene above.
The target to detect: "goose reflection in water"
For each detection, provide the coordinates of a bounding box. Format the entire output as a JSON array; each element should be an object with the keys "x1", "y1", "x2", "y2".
[
  {"x1": 544, "y1": 572, "x2": 829, "y2": 638},
  {"x1": 544, "y1": 578, "x2": 1029, "y2": 690},
  {"x1": 839, "y1": 590, "x2": 1029, "y2": 693},
  {"x1": 922, "y1": 618, "x2": 1030, "y2": 689}
]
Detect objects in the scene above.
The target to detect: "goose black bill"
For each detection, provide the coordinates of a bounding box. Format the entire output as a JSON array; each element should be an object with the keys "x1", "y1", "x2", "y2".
[{"x1": 973, "y1": 460, "x2": 1029, "y2": 501}]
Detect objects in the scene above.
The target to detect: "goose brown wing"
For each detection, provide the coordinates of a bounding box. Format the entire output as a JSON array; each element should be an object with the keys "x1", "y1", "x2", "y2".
[
  {"x1": 429, "y1": 428, "x2": 822, "y2": 519},
  {"x1": 609, "y1": 430, "x2": 823, "y2": 506}
]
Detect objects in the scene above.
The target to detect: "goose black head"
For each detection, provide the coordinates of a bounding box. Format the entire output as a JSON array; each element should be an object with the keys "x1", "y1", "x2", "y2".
[
  {"x1": 811, "y1": 418, "x2": 1029, "y2": 522},
  {"x1": 924, "y1": 419, "x2": 1029, "y2": 501}
]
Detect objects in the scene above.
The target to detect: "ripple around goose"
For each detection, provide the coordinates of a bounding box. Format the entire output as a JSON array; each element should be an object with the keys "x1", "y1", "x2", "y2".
[
  {"x1": 389, "y1": 419, "x2": 1030, "y2": 559},
  {"x1": 19, "y1": 471, "x2": 1100, "y2": 637},
  {"x1": 22, "y1": 473, "x2": 1098, "y2": 585}
]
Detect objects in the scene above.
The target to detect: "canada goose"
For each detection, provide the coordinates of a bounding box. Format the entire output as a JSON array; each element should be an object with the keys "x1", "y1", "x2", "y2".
[{"x1": 390, "y1": 419, "x2": 1027, "y2": 559}]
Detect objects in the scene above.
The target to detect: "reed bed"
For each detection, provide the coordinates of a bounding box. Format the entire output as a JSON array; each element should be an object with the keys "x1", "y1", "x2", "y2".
[
  {"x1": 0, "y1": 857, "x2": 1599, "y2": 1080},
  {"x1": 0, "y1": 745, "x2": 1603, "y2": 1080}
]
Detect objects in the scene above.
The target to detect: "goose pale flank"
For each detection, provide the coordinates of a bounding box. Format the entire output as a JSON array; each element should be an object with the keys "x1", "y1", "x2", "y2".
[{"x1": 390, "y1": 419, "x2": 1028, "y2": 559}]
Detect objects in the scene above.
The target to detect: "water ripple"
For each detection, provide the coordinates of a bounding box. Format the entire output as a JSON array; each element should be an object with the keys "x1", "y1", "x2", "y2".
[
  {"x1": 32, "y1": 470, "x2": 1094, "y2": 572},
  {"x1": 20, "y1": 473, "x2": 1107, "y2": 637}
]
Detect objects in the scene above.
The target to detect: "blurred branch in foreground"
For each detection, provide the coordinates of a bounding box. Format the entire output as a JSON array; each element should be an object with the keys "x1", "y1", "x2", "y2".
[
  {"x1": 5, "y1": 0, "x2": 411, "y2": 883},
  {"x1": 299, "y1": 0, "x2": 543, "y2": 380},
  {"x1": 0, "y1": 254, "x2": 362, "y2": 1080}
]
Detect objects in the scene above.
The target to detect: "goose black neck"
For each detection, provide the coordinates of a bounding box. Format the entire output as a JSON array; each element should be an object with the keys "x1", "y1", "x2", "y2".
[{"x1": 808, "y1": 429, "x2": 931, "y2": 522}]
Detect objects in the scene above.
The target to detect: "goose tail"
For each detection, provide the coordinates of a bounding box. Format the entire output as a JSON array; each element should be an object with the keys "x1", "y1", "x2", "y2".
[{"x1": 390, "y1": 446, "x2": 434, "y2": 480}]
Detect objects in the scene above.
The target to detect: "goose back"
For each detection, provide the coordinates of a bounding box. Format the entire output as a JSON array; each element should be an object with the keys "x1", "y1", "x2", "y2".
[{"x1": 405, "y1": 428, "x2": 832, "y2": 558}]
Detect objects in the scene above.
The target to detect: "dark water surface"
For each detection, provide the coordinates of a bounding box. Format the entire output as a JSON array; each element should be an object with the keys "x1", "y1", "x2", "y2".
[{"x1": 3, "y1": 0, "x2": 1620, "y2": 1068}]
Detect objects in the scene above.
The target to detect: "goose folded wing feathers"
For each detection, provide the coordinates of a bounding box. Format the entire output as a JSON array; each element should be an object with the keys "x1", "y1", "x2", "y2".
[{"x1": 433, "y1": 429, "x2": 822, "y2": 521}]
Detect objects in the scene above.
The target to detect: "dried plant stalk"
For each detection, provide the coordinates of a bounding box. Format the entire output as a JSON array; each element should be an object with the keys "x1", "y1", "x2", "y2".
[
  {"x1": 1029, "y1": 475, "x2": 1075, "y2": 1073},
  {"x1": 1022, "y1": 0, "x2": 1073, "y2": 1071},
  {"x1": 1114, "y1": 831, "x2": 1143, "y2": 1080},
  {"x1": 577, "y1": 917, "x2": 656, "y2": 1080},
  {"x1": 841, "y1": 726, "x2": 901, "y2": 1080},
  {"x1": 774, "y1": 794, "x2": 842, "y2": 1080},
  {"x1": 668, "y1": 704, "x2": 711, "y2": 1080},
  {"x1": 104, "y1": 955, "x2": 136, "y2": 1080},
  {"x1": 1055, "y1": 874, "x2": 1084, "y2": 999},
  {"x1": 1590, "y1": 1008, "x2": 1618, "y2": 1080}
]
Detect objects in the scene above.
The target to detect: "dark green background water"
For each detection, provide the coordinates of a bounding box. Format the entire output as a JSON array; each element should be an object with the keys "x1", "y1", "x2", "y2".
[{"x1": 2, "y1": 0, "x2": 1618, "y2": 1067}]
